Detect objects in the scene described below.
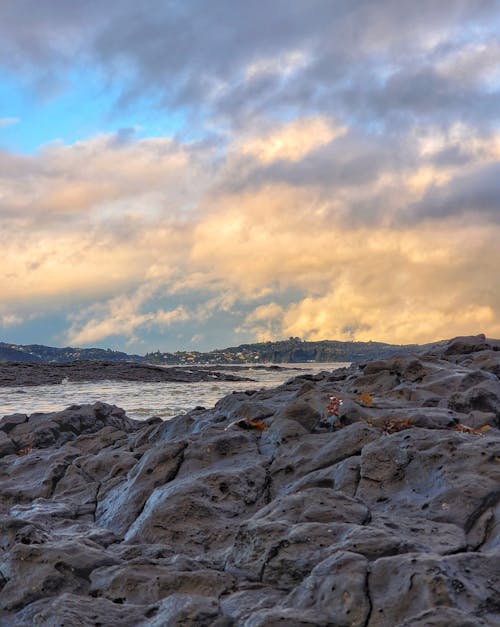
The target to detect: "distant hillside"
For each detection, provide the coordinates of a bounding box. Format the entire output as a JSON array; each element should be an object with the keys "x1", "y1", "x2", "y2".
[
  {"x1": 145, "y1": 337, "x2": 420, "y2": 364},
  {"x1": 0, "y1": 342, "x2": 145, "y2": 364},
  {"x1": 1, "y1": 337, "x2": 422, "y2": 365}
]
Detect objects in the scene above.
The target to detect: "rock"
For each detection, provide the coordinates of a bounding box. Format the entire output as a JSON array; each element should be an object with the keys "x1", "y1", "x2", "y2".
[
  {"x1": 357, "y1": 429, "x2": 500, "y2": 532},
  {"x1": 269, "y1": 422, "x2": 380, "y2": 497},
  {"x1": 226, "y1": 489, "x2": 369, "y2": 587},
  {"x1": 0, "y1": 336, "x2": 499, "y2": 625},
  {"x1": 275, "y1": 400, "x2": 323, "y2": 431},
  {"x1": 0, "y1": 360, "x2": 252, "y2": 387},
  {"x1": 90, "y1": 563, "x2": 235, "y2": 605},
  {"x1": 0, "y1": 414, "x2": 28, "y2": 433},
  {"x1": 442, "y1": 333, "x2": 488, "y2": 356},
  {"x1": 0, "y1": 432, "x2": 15, "y2": 458},
  {"x1": 241, "y1": 607, "x2": 331, "y2": 626},
  {"x1": 0, "y1": 539, "x2": 120, "y2": 611},
  {"x1": 95, "y1": 440, "x2": 187, "y2": 536},
  {"x1": 145, "y1": 593, "x2": 227, "y2": 626},
  {"x1": 287, "y1": 551, "x2": 370, "y2": 627},
  {"x1": 220, "y1": 587, "x2": 286, "y2": 623},
  {"x1": 368, "y1": 552, "x2": 500, "y2": 627},
  {"x1": 3, "y1": 593, "x2": 150, "y2": 627}
]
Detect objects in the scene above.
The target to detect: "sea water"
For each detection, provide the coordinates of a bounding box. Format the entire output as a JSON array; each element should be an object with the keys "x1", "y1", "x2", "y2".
[{"x1": 0, "y1": 363, "x2": 349, "y2": 421}]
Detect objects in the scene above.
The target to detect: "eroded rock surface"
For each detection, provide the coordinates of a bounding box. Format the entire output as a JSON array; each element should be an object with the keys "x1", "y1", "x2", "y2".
[{"x1": 0, "y1": 334, "x2": 499, "y2": 625}]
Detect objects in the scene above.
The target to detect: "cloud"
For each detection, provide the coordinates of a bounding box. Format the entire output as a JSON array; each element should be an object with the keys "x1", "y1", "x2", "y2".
[
  {"x1": 1, "y1": 112, "x2": 500, "y2": 346},
  {"x1": 0, "y1": 308, "x2": 39, "y2": 328},
  {"x1": 412, "y1": 162, "x2": 500, "y2": 222},
  {"x1": 190, "y1": 186, "x2": 500, "y2": 342},
  {"x1": 0, "y1": 132, "x2": 202, "y2": 223},
  {"x1": 0, "y1": 117, "x2": 20, "y2": 128},
  {"x1": 66, "y1": 287, "x2": 190, "y2": 345},
  {"x1": 0, "y1": 312, "x2": 24, "y2": 327},
  {"x1": 0, "y1": 132, "x2": 207, "y2": 308},
  {"x1": 0, "y1": 3, "x2": 500, "y2": 348},
  {"x1": 234, "y1": 117, "x2": 345, "y2": 164},
  {"x1": 1, "y1": 1, "x2": 499, "y2": 127},
  {"x1": 237, "y1": 303, "x2": 286, "y2": 342}
]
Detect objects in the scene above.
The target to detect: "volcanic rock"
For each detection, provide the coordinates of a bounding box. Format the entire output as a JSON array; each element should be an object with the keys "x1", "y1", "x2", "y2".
[
  {"x1": 0, "y1": 361, "x2": 252, "y2": 387},
  {"x1": 0, "y1": 334, "x2": 498, "y2": 625}
]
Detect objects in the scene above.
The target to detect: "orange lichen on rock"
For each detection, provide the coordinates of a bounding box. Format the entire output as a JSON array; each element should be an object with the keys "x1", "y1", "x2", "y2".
[
  {"x1": 226, "y1": 418, "x2": 267, "y2": 432},
  {"x1": 356, "y1": 392, "x2": 373, "y2": 407}
]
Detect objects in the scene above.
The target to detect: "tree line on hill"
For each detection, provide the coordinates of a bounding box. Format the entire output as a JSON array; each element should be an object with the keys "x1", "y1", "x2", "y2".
[{"x1": 0, "y1": 337, "x2": 419, "y2": 364}]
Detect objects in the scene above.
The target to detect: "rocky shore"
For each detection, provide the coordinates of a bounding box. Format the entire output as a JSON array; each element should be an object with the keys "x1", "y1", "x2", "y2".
[
  {"x1": 0, "y1": 361, "x2": 253, "y2": 387},
  {"x1": 0, "y1": 334, "x2": 499, "y2": 626}
]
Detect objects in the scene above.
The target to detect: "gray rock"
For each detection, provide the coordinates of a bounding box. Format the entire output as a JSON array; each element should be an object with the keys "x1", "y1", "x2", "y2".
[
  {"x1": 368, "y1": 552, "x2": 500, "y2": 627},
  {"x1": 2, "y1": 592, "x2": 150, "y2": 627},
  {"x1": 0, "y1": 538, "x2": 120, "y2": 611},
  {"x1": 0, "y1": 432, "x2": 15, "y2": 458},
  {"x1": 0, "y1": 336, "x2": 499, "y2": 625},
  {"x1": 0, "y1": 360, "x2": 252, "y2": 387},
  {"x1": 287, "y1": 551, "x2": 370, "y2": 626},
  {"x1": 141, "y1": 593, "x2": 226, "y2": 626},
  {"x1": 90, "y1": 563, "x2": 235, "y2": 605}
]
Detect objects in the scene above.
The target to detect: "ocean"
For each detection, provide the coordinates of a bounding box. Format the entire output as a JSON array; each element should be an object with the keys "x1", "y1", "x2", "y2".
[{"x1": 0, "y1": 363, "x2": 349, "y2": 421}]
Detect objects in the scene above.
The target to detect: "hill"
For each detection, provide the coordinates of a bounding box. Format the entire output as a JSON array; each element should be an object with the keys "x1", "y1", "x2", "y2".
[
  {"x1": 0, "y1": 342, "x2": 145, "y2": 364},
  {"x1": 147, "y1": 337, "x2": 419, "y2": 364},
  {"x1": 1, "y1": 337, "x2": 423, "y2": 365}
]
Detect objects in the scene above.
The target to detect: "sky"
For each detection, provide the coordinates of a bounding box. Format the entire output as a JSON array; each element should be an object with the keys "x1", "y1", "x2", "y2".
[{"x1": 1, "y1": 0, "x2": 500, "y2": 353}]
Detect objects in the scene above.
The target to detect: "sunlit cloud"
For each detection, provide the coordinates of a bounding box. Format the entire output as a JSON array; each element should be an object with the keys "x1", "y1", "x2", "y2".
[
  {"x1": 1, "y1": 118, "x2": 500, "y2": 346},
  {"x1": 235, "y1": 117, "x2": 346, "y2": 164},
  {"x1": 67, "y1": 286, "x2": 190, "y2": 345}
]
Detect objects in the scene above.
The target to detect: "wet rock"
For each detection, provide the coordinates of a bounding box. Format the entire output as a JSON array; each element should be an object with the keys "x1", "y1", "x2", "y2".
[
  {"x1": 220, "y1": 587, "x2": 286, "y2": 624},
  {"x1": 124, "y1": 461, "x2": 267, "y2": 556},
  {"x1": 442, "y1": 333, "x2": 488, "y2": 356},
  {"x1": 275, "y1": 399, "x2": 323, "y2": 432},
  {"x1": 95, "y1": 440, "x2": 187, "y2": 536},
  {"x1": 269, "y1": 422, "x2": 380, "y2": 496},
  {"x1": 0, "y1": 414, "x2": 28, "y2": 434},
  {"x1": 0, "y1": 360, "x2": 252, "y2": 387}
]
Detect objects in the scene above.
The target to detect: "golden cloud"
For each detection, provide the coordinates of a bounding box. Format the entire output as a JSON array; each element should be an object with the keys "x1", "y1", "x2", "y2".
[
  {"x1": 235, "y1": 117, "x2": 346, "y2": 164},
  {"x1": 1, "y1": 120, "x2": 499, "y2": 345}
]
